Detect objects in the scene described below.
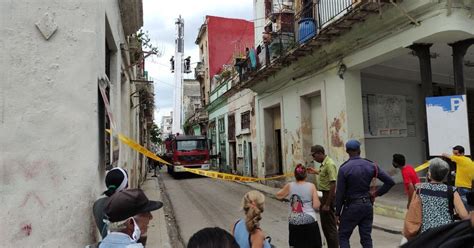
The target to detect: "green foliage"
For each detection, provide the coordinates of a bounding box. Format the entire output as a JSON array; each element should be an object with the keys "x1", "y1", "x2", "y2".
[
  {"x1": 150, "y1": 123, "x2": 162, "y2": 145},
  {"x1": 135, "y1": 29, "x2": 163, "y2": 57},
  {"x1": 221, "y1": 69, "x2": 232, "y2": 79}
]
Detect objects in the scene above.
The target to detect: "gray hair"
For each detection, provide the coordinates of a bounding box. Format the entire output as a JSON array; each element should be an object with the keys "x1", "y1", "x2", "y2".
[{"x1": 428, "y1": 158, "x2": 450, "y2": 182}]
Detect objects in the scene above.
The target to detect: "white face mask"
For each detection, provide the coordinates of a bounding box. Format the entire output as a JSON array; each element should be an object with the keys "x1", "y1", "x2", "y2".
[{"x1": 130, "y1": 217, "x2": 141, "y2": 243}]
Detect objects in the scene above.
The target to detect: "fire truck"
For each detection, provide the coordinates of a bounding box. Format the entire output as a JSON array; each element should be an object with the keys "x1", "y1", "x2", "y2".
[{"x1": 163, "y1": 134, "x2": 210, "y2": 175}]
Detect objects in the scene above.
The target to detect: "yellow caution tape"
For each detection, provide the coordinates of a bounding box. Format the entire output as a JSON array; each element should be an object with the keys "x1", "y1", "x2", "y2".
[
  {"x1": 415, "y1": 162, "x2": 430, "y2": 172},
  {"x1": 106, "y1": 129, "x2": 171, "y2": 165},
  {"x1": 183, "y1": 167, "x2": 294, "y2": 182}
]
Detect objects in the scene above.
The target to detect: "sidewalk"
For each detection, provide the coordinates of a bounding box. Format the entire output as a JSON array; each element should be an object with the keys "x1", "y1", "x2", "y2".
[
  {"x1": 141, "y1": 175, "x2": 171, "y2": 248},
  {"x1": 238, "y1": 181, "x2": 404, "y2": 234}
]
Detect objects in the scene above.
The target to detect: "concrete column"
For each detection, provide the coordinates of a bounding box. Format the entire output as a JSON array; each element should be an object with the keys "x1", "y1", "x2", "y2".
[
  {"x1": 324, "y1": 68, "x2": 365, "y2": 165},
  {"x1": 410, "y1": 44, "x2": 433, "y2": 97},
  {"x1": 449, "y1": 39, "x2": 474, "y2": 95},
  {"x1": 410, "y1": 43, "x2": 433, "y2": 159}
]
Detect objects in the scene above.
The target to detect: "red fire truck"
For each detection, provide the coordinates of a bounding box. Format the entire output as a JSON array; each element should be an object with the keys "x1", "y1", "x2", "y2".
[{"x1": 163, "y1": 134, "x2": 210, "y2": 175}]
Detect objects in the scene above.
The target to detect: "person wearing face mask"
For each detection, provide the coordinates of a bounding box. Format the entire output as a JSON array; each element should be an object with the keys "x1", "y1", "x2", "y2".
[
  {"x1": 93, "y1": 167, "x2": 129, "y2": 239},
  {"x1": 99, "y1": 189, "x2": 163, "y2": 248}
]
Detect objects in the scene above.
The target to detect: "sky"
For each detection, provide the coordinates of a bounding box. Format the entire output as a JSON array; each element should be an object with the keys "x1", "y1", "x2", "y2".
[{"x1": 143, "y1": 0, "x2": 254, "y2": 124}]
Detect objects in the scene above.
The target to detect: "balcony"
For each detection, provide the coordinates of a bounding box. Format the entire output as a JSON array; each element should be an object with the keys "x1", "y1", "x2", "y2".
[
  {"x1": 194, "y1": 61, "x2": 205, "y2": 80},
  {"x1": 209, "y1": 77, "x2": 232, "y2": 103},
  {"x1": 238, "y1": 0, "x2": 391, "y2": 87}
]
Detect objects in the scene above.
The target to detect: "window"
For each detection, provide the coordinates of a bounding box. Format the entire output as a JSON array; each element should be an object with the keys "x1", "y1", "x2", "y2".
[
  {"x1": 228, "y1": 115, "x2": 235, "y2": 141},
  {"x1": 98, "y1": 79, "x2": 111, "y2": 170},
  {"x1": 177, "y1": 140, "x2": 207, "y2": 151},
  {"x1": 241, "y1": 111, "x2": 251, "y2": 130}
]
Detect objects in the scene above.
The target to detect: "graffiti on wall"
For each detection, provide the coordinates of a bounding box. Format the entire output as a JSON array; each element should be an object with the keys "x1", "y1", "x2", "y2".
[{"x1": 2, "y1": 158, "x2": 61, "y2": 238}]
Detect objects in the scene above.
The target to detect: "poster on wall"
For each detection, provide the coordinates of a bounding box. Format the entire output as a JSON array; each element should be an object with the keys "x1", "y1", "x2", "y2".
[
  {"x1": 363, "y1": 93, "x2": 409, "y2": 138},
  {"x1": 426, "y1": 95, "x2": 471, "y2": 155}
]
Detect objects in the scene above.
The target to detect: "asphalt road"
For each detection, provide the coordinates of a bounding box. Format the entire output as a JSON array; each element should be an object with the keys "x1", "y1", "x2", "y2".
[{"x1": 161, "y1": 172, "x2": 402, "y2": 247}]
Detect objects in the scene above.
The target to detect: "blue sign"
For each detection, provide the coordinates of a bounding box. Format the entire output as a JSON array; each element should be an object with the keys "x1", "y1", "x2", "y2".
[{"x1": 426, "y1": 95, "x2": 465, "y2": 112}]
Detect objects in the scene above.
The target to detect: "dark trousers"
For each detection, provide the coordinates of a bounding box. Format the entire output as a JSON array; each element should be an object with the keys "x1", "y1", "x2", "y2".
[
  {"x1": 320, "y1": 191, "x2": 339, "y2": 248},
  {"x1": 338, "y1": 201, "x2": 373, "y2": 248}
]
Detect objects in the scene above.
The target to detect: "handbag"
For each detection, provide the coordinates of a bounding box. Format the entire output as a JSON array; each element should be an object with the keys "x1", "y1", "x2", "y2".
[{"x1": 403, "y1": 188, "x2": 422, "y2": 239}]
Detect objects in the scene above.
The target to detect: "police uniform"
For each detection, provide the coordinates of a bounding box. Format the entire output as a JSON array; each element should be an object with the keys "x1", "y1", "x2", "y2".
[{"x1": 336, "y1": 141, "x2": 395, "y2": 248}]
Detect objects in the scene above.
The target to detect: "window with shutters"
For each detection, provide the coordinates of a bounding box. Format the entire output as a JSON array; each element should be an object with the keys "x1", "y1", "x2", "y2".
[{"x1": 241, "y1": 111, "x2": 250, "y2": 130}]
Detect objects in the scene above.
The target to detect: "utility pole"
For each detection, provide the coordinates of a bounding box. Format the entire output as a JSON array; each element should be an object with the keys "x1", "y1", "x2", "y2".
[{"x1": 172, "y1": 16, "x2": 184, "y2": 135}]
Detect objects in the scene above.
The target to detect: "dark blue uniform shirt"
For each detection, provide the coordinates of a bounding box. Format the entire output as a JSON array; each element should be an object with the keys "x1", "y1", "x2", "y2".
[{"x1": 336, "y1": 156, "x2": 395, "y2": 216}]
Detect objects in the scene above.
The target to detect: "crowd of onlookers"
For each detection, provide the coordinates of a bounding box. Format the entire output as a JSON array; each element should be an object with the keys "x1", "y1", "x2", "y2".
[{"x1": 88, "y1": 141, "x2": 474, "y2": 248}]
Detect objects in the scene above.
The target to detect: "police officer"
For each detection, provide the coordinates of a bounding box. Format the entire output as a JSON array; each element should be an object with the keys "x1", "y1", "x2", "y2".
[{"x1": 336, "y1": 140, "x2": 395, "y2": 248}]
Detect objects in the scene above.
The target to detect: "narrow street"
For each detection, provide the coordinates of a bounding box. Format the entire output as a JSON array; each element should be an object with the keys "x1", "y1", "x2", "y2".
[{"x1": 161, "y1": 171, "x2": 401, "y2": 247}]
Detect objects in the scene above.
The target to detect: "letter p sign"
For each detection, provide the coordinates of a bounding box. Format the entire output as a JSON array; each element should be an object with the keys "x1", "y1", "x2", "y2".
[{"x1": 451, "y1": 98, "x2": 462, "y2": 112}]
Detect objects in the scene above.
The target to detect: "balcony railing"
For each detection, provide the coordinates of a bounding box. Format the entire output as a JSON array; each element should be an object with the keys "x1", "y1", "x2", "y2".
[
  {"x1": 235, "y1": 0, "x2": 386, "y2": 87},
  {"x1": 209, "y1": 78, "x2": 232, "y2": 103},
  {"x1": 318, "y1": 0, "x2": 353, "y2": 28},
  {"x1": 194, "y1": 61, "x2": 205, "y2": 79}
]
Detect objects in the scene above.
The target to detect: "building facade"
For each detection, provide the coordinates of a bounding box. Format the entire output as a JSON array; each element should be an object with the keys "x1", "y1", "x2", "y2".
[
  {"x1": 194, "y1": 16, "x2": 257, "y2": 174},
  {"x1": 0, "y1": 0, "x2": 155, "y2": 245},
  {"x1": 244, "y1": 0, "x2": 474, "y2": 181},
  {"x1": 183, "y1": 79, "x2": 201, "y2": 126},
  {"x1": 161, "y1": 114, "x2": 173, "y2": 136}
]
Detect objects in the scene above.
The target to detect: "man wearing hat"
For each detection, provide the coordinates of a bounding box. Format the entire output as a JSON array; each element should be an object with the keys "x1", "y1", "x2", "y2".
[
  {"x1": 99, "y1": 189, "x2": 163, "y2": 248},
  {"x1": 335, "y1": 140, "x2": 395, "y2": 248}
]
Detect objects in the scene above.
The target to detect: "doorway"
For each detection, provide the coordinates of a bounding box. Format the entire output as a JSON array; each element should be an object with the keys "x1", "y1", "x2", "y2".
[
  {"x1": 263, "y1": 105, "x2": 283, "y2": 175},
  {"x1": 300, "y1": 93, "x2": 324, "y2": 162},
  {"x1": 230, "y1": 142, "x2": 237, "y2": 172},
  {"x1": 246, "y1": 142, "x2": 254, "y2": 176},
  {"x1": 275, "y1": 129, "x2": 283, "y2": 174}
]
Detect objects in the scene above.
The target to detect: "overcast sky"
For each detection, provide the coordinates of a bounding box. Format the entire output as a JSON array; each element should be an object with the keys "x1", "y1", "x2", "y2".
[{"x1": 143, "y1": 0, "x2": 254, "y2": 124}]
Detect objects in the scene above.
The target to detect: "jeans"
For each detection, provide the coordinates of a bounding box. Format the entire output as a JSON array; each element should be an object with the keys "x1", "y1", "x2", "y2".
[{"x1": 457, "y1": 187, "x2": 472, "y2": 211}]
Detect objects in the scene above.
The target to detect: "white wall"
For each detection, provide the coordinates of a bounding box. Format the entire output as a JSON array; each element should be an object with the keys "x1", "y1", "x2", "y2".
[
  {"x1": 361, "y1": 74, "x2": 426, "y2": 183},
  {"x1": 0, "y1": 0, "x2": 139, "y2": 246},
  {"x1": 256, "y1": 67, "x2": 365, "y2": 178},
  {"x1": 253, "y1": 0, "x2": 265, "y2": 47}
]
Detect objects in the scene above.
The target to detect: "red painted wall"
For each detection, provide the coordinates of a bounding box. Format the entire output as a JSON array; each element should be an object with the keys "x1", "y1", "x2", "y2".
[{"x1": 206, "y1": 16, "x2": 254, "y2": 80}]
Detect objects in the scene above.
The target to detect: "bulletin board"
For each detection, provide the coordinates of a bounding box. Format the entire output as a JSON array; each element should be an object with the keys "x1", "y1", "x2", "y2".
[{"x1": 362, "y1": 93, "x2": 415, "y2": 138}]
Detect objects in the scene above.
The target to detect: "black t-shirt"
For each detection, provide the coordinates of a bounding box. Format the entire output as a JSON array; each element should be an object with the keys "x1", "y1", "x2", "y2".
[{"x1": 92, "y1": 196, "x2": 109, "y2": 239}]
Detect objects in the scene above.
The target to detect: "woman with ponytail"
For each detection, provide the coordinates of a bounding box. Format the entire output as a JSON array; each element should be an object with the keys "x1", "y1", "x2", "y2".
[
  {"x1": 277, "y1": 164, "x2": 322, "y2": 248},
  {"x1": 232, "y1": 190, "x2": 272, "y2": 248},
  {"x1": 92, "y1": 167, "x2": 129, "y2": 239}
]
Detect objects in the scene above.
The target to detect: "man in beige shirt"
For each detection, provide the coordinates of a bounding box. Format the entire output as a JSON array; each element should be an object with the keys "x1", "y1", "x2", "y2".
[{"x1": 308, "y1": 145, "x2": 338, "y2": 248}]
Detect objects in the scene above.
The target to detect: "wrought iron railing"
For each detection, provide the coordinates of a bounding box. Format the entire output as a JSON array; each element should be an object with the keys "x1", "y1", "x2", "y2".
[
  {"x1": 318, "y1": 0, "x2": 353, "y2": 27},
  {"x1": 236, "y1": 0, "x2": 363, "y2": 84}
]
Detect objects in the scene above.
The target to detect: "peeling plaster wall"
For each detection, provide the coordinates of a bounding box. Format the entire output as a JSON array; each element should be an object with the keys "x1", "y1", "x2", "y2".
[
  {"x1": 0, "y1": 0, "x2": 138, "y2": 246},
  {"x1": 256, "y1": 68, "x2": 365, "y2": 176},
  {"x1": 251, "y1": 0, "x2": 474, "y2": 183}
]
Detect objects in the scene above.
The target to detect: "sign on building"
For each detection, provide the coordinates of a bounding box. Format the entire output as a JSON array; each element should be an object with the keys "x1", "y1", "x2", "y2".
[
  {"x1": 362, "y1": 93, "x2": 414, "y2": 138},
  {"x1": 426, "y1": 95, "x2": 471, "y2": 155}
]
